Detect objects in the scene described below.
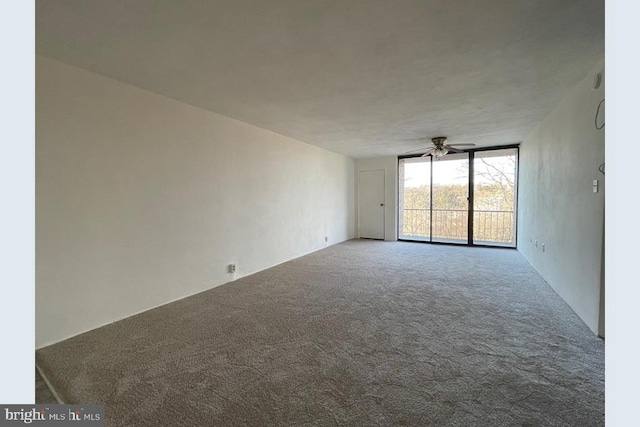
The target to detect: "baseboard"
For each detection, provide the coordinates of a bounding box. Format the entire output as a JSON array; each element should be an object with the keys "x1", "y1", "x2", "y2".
[{"x1": 36, "y1": 364, "x2": 64, "y2": 404}]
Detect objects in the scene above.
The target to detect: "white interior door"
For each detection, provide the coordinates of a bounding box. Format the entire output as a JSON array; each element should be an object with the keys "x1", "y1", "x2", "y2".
[{"x1": 358, "y1": 169, "x2": 385, "y2": 239}]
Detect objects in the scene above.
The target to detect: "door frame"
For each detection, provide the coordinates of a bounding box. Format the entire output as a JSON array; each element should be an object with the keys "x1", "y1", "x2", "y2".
[{"x1": 398, "y1": 144, "x2": 520, "y2": 248}]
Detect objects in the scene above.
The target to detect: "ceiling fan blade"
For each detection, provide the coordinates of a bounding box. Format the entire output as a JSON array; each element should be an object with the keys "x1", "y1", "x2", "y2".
[
  {"x1": 403, "y1": 147, "x2": 431, "y2": 154},
  {"x1": 420, "y1": 148, "x2": 435, "y2": 157},
  {"x1": 446, "y1": 147, "x2": 464, "y2": 153},
  {"x1": 447, "y1": 143, "x2": 476, "y2": 147}
]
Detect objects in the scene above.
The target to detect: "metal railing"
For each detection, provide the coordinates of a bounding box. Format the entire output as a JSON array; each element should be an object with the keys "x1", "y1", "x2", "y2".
[{"x1": 401, "y1": 208, "x2": 515, "y2": 244}]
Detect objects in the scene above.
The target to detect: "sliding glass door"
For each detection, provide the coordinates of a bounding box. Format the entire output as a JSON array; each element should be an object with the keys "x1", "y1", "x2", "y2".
[
  {"x1": 398, "y1": 154, "x2": 469, "y2": 243},
  {"x1": 431, "y1": 153, "x2": 469, "y2": 243},
  {"x1": 398, "y1": 157, "x2": 432, "y2": 241},
  {"x1": 399, "y1": 146, "x2": 518, "y2": 247},
  {"x1": 472, "y1": 148, "x2": 518, "y2": 247}
]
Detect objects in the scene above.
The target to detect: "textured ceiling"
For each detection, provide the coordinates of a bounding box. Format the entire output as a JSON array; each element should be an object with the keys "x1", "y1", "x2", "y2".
[{"x1": 36, "y1": 0, "x2": 604, "y2": 159}]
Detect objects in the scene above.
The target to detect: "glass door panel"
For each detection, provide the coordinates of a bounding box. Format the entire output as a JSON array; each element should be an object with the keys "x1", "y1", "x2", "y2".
[
  {"x1": 398, "y1": 157, "x2": 431, "y2": 241},
  {"x1": 473, "y1": 148, "x2": 518, "y2": 246},
  {"x1": 431, "y1": 153, "x2": 469, "y2": 244}
]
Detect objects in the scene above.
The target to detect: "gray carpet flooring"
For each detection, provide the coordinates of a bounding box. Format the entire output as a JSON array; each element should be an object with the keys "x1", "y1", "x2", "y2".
[{"x1": 36, "y1": 240, "x2": 604, "y2": 426}]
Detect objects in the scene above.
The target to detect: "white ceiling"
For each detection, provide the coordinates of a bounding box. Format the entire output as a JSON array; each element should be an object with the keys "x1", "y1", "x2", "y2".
[{"x1": 36, "y1": 0, "x2": 604, "y2": 159}]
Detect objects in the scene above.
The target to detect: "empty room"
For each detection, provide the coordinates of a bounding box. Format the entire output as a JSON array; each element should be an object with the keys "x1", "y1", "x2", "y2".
[{"x1": 26, "y1": 0, "x2": 609, "y2": 425}]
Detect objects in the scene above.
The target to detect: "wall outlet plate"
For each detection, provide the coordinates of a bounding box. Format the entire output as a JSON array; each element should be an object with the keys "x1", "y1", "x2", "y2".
[{"x1": 228, "y1": 264, "x2": 236, "y2": 273}]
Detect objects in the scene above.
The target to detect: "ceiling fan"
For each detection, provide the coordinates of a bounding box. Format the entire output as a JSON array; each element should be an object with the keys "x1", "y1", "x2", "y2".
[{"x1": 405, "y1": 136, "x2": 476, "y2": 158}]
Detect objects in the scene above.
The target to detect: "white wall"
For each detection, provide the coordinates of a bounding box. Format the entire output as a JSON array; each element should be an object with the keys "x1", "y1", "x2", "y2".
[
  {"x1": 355, "y1": 157, "x2": 398, "y2": 241},
  {"x1": 518, "y1": 60, "x2": 605, "y2": 335},
  {"x1": 36, "y1": 56, "x2": 355, "y2": 348}
]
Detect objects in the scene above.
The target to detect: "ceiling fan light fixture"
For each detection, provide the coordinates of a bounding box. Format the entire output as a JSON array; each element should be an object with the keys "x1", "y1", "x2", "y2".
[{"x1": 433, "y1": 147, "x2": 448, "y2": 158}]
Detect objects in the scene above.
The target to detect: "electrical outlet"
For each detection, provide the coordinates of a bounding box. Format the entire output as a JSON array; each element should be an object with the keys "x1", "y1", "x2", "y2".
[
  {"x1": 228, "y1": 264, "x2": 236, "y2": 273},
  {"x1": 324, "y1": 236, "x2": 328, "y2": 242}
]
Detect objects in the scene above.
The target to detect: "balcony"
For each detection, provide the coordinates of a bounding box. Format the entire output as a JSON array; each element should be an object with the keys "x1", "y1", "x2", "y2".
[{"x1": 401, "y1": 208, "x2": 515, "y2": 246}]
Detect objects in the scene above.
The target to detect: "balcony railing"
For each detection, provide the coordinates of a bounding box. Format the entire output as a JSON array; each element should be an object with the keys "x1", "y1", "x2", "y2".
[{"x1": 401, "y1": 208, "x2": 515, "y2": 244}]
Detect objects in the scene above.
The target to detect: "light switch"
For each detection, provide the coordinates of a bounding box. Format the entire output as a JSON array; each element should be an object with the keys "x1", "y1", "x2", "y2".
[{"x1": 593, "y1": 180, "x2": 599, "y2": 193}]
